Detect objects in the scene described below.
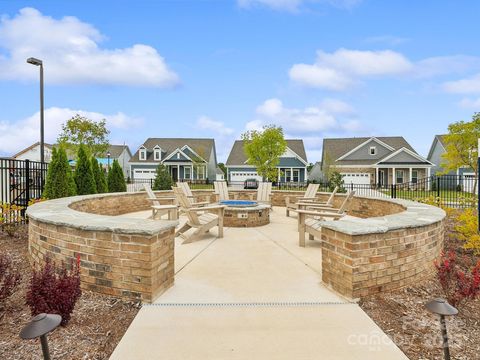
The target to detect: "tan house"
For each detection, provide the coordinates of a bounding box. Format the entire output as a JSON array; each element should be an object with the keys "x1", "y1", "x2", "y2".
[{"x1": 321, "y1": 136, "x2": 434, "y2": 186}]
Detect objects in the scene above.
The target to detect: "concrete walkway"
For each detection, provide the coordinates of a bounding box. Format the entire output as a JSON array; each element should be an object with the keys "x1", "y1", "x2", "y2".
[{"x1": 111, "y1": 208, "x2": 408, "y2": 360}]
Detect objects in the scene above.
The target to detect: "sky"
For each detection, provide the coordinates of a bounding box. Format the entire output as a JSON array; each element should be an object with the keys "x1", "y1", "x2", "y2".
[{"x1": 0, "y1": 0, "x2": 479, "y2": 162}]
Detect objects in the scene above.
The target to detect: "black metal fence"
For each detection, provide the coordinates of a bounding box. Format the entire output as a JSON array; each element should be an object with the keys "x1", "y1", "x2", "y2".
[{"x1": 0, "y1": 158, "x2": 48, "y2": 225}]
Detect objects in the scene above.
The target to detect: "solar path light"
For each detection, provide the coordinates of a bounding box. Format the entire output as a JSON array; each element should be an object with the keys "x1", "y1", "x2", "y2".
[
  {"x1": 425, "y1": 298, "x2": 458, "y2": 360},
  {"x1": 20, "y1": 313, "x2": 62, "y2": 360}
]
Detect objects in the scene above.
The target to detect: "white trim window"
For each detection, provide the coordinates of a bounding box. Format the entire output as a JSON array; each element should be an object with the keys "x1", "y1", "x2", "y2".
[
  {"x1": 139, "y1": 148, "x2": 147, "y2": 161},
  {"x1": 154, "y1": 149, "x2": 161, "y2": 161},
  {"x1": 197, "y1": 166, "x2": 205, "y2": 180},
  {"x1": 396, "y1": 170, "x2": 404, "y2": 184},
  {"x1": 369, "y1": 146, "x2": 376, "y2": 155},
  {"x1": 293, "y1": 169, "x2": 300, "y2": 182},
  {"x1": 285, "y1": 169, "x2": 292, "y2": 182},
  {"x1": 184, "y1": 166, "x2": 191, "y2": 180},
  {"x1": 412, "y1": 170, "x2": 418, "y2": 184}
]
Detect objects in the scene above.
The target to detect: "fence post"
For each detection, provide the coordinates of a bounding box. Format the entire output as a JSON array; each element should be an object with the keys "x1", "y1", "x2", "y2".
[
  {"x1": 25, "y1": 159, "x2": 30, "y2": 207},
  {"x1": 150, "y1": 178, "x2": 153, "y2": 188},
  {"x1": 390, "y1": 184, "x2": 395, "y2": 199},
  {"x1": 436, "y1": 176, "x2": 440, "y2": 198}
]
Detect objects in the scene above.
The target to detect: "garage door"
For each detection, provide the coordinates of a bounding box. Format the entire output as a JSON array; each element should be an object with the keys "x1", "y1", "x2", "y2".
[
  {"x1": 134, "y1": 169, "x2": 156, "y2": 180},
  {"x1": 341, "y1": 173, "x2": 370, "y2": 185},
  {"x1": 230, "y1": 171, "x2": 262, "y2": 182}
]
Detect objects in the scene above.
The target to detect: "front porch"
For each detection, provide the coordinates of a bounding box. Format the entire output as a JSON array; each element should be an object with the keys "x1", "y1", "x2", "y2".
[
  {"x1": 165, "y1": 163, "x2": 207, "y2": 182},
  {"x1": 375, "y1": 166, "x2": 431, "y2": 187}
]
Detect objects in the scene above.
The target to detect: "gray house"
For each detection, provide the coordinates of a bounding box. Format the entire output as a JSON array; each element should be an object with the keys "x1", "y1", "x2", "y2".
[
  {"x1": 322, "y1": 136, "x2": 433, "y2": 186},
  {"x1": 98, "y1": 145, "x2": 132, "y2": 178},
  {"x1": 225, "y1": 140, "x2": 308, "y2": 183},
  {"x1": 129, "y1": 138, "x2": 218, "y2": 182},
  {"x1": 307, "y1": 161, "x2": 323, "y2": 182}
]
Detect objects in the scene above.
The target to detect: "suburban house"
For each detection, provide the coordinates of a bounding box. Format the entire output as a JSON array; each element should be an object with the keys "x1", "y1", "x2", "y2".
[
  {"x1": 225, "y1": 140, "x2": 308, "y2": 183},
  {"x1": 97, "y1": 145, "x2": 132, "y2": 178},
  {"x1": 129, "y1": 138, "x2": 218, "y2": 182},
  {"x1": 215, "y1": 167, "x2": 225, "y2": 181},
  {"x1": 12, "y1": 142, "x2": 54, "y2": 162},
  {"x1": 321, "y1": 136, "x2": 433, "y2": 186},
  {"x1": 307, "y1": 161, "x2": 323, "y2": 182}
]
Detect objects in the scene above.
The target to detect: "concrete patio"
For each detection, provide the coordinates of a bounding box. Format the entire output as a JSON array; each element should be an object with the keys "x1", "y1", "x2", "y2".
[{"x1": 110, "y1": 207, "x2": 408, "y2": 359}]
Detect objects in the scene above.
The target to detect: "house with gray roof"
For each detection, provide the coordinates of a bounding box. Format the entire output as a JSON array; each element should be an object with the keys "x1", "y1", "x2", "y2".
[
  {"x1": 426, "y1": 134, "x2": 475, "y2": 176},
  {"x1": 322, "y1": 136, "x2": 433, "y2": 186},
  {"x1": 97, "y1": 145, "x2": 132, "y2": 178},
  {"x1": 129, "y1": 138, "x2": 217, "y2": 182},
  {"x1": 225, "y1": 140, "x2": 308, "y2": 183}
]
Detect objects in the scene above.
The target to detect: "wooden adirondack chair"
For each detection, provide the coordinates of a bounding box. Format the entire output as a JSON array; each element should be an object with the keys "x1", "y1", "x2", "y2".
[
  {"x1": 255, "y1": 182, "x2": 272, "y2": 207},
  {"x1": 173, "y1": 187, "x2": 226, "y2": 243},
  {"x1": 295, "y1": 186, "x2": 338, "y2": 211},
  {"x1": 214, "y1": 181, "x2": 231, "y2": 201},
  {"x1": 285, "y1": 183, "x2": 320, "y2": 216},
  {"x1": 144, "y1": 184, "x2": 178, "y2": 220},
  {"x1": 297, "y1": 191, "x2": 355, "y2": 247},
  {"x1": 176, "y1": 182, "x2": 211, "y2": 206}
]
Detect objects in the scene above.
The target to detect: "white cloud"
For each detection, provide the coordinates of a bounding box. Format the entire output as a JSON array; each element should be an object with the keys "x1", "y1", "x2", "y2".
[
  {"x1": 459, "y1": 97, "x2": 480, "y2": 109},
  {"x1": 289, "y1": 48, "x2": 412, "y2": 90},
  {"x1": 196, "y1": 116, "x2": 234, "y2": 136},
  {"x1": 0, "y1": 8, "x2": 179, "y2": 87},
  {"x1": 319, "y1": 98, "x2": 355, "y2": 114},
  {"x1": 0, "y1": 107, "x2": 142, "y2": 155},
  {"x1": 414, "y1": 56, "x2": 480, "y2": 78},
  {"x1": 443, "y1": 74, "x2": 480, "y2": 94},
  {"x1": 237, "y1": 0, "x2": 361, "y2": 12},
  {"x1": 364, "y1": 35, "x2": 409, "y2": 46}
]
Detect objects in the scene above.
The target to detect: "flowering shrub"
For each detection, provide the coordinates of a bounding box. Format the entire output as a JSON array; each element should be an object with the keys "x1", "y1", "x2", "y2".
[
  {"x1": 454, "y1": 208, "x2": 480, "y2": 255},
  {"x1": 0, "y1": 254, "x2": 21, "y2": 306},
  {"x1": 434, "y1": 250, "x2": 480, "y2": 308},
  {"x1": 26, "y1": 256, "x2": 82, "y2": 326},
  {"x1": 0, "y1": 202, "x2": 24, "y2": 237}
]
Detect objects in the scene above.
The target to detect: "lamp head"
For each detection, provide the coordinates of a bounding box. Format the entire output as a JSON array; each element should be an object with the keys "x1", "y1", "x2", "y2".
[{"x1": 27, "y1": 57, "x2": 43, "y2": 66}]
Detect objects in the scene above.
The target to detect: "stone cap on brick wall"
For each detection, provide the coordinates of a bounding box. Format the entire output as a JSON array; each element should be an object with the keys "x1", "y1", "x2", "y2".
[
  {"x1": 320, "y1": 197, "x2": 446, "y2": 235},
  {"x1": 26, "y1": 193, "x2": 178, "y2": 236}
]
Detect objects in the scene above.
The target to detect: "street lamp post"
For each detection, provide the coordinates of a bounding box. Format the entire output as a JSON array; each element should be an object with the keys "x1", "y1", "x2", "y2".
[
  {"x1": 26, "y1": 57, "x2": 44, "y2": 164},
  {"x1": 107, "y1": 152, "x2": 111, "y2": 173}
]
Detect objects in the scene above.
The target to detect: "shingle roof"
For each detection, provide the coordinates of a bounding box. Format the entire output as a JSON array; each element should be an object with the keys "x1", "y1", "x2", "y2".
[
  {"x1": 130, "y1": 138, "x2": 215, "y2": 163},
  {"x1": 103, "y1": 145, "x2": 131, "y2": 158},
  {"x1": 226, "y1": 139, "x2": 307, "y2": 166},
  {"x1": 322, "y1": 136, "x2": 417, "y2": 166},
  {"x1": 12, "y1": 142, "x2": 53, "y2": 158}
]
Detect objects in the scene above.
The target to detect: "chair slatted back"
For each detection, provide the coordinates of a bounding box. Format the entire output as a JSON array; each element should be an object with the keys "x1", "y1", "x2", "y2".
[
  {"x1": 144, "y1": 184, "x2": 160, "y2": 207},
  {"x1": 214, "y1": 181, "x2": 230, "y2": 201},
  {"x1": 257, "y1": 182, "x2": 272, "y2": 202},
  {"x1": 304, "y1": 183, "x2": 320, "y2": 198},
  {"x1": 177, "y1": 182, "x2": 193, "y2": 198},
  {"x1": 325, "y1": 186, "x2": 339, "y2": 206},
  {"x1": 338, "y1": 191, "x2": 356, "y2": 214},
  {"x1": 172, "y1": 187, "x2": 200, "y2": 225}
]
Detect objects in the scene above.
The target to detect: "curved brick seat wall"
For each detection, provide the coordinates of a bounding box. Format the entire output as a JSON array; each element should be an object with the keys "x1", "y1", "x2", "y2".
[{"x1": 27, "y1": 192, "x2": 178, "y2": 303}]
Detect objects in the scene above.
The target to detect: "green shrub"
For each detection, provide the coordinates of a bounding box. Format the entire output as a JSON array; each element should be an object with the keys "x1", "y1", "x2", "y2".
[
  {"x1": 91, "y1": 157, "x2": 108, "y2": 193},
  {"x1": 43, "y1": 147, "x2": 76, "y2": 199},
  {"x1": 153, "y1": 164, "x2": 174, "y2": 190},
  {"x1": 107, "y1": 160, "x2": 126, "y2": 192},
  {"x1": 74, "y1": 144, "x2": 97, "y2": 195},
  {"x1": 328, "y1": 171, "x2": 346, "y2": 193}
]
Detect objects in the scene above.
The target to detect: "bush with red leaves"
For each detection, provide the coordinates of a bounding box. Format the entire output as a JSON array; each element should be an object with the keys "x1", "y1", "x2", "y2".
[
  {"x1": 0, "y1": 254, "x2": 21, "y2": 307},
  {"x1": 26, "y1": 256, "x2": 81, "y2": 326},
  {"x1": 435, "y1": 250, "x2": 480, "y2": 308}
]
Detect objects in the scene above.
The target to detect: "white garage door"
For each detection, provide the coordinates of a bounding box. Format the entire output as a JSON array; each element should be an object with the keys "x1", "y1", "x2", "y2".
[
  {"x1": 134, "y1": 169, "x2": 156, "y2": 180},
  {"x1": 341, "y1": 173, "x2": 370, "y2": 185},
  {"x1": 230, "y1": 171, "x2": 262, "y2": 182}
]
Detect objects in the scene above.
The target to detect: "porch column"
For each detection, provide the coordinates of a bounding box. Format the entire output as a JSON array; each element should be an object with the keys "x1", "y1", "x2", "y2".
[
  {"x1": 375, "y1": 167, "x2": 379, "y2": 186},
  {"x1": 409, "y1": 167, "x2": 413, "y2": 182},
  {"x1": 177, "y1": 165, "x2": 180, "y2": 181},
  {"x1": 427, "y1": 167, "x2": 431, "y2": 190},
  {"x1": 290, "y1": 167, "x2": 293, "y2": 182},
  {"x1": 191, "y1": 165, "x2": 193, "y2": 180},
  {"x1": 392, "y1": 167, "x2": 396, "y2": 185},
  {"x1": 278, "y1": 168, "x2": 280, "y2": 183},
  {"x1": 205, "y1": 165, "x2": 208, "y2": 180}
]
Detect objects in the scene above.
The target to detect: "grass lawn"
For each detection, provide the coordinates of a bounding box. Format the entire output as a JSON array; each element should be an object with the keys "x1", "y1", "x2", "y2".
[{"x1": 381, "y1": 189, "x2": 477, "y2": 204}]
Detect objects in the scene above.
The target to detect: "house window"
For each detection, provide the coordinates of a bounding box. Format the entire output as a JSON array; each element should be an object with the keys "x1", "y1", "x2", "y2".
[
  {"x1": 197, "y1": 166, "x2": 205, "y2": 180},
  {"x1": 184, "y1": 167, "x2": 191, "y2": 179},
  {"x1": 412, "y1": 170, "x2": 418, "y2": 184},
  {"x1": 285, "y1": 169, "x2": 292, "y2": 182},
  {"x1": 293, "y1": 169, "x2": 300, "y2": 182},
  {"x1": 177, "y1": 153, "x2": 180, "y2": 159},
  {"x1": 154, "y1": 149, "x2": 161, "y2": 161},
  {"x1": 370, "y1": 146, "x2": 376, "y2": 155},
  {"x1": 396, "y1": 170, "x2": 404, "y2": 184},
  {"x1": 139, "y1": 149, "x2": 146, "y2": 161}
]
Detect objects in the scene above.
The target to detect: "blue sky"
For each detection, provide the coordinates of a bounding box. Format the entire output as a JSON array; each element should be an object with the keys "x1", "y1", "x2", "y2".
[{"x1": 1, "y1": 0, "x2": 479, "y2": 162}]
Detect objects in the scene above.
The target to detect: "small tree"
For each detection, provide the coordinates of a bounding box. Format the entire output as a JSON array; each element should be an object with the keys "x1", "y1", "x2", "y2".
[
  {"x1": 91, "y1": 157, "x2": 108, "y2": 193},
  {"x1": 107, "y1": 160, "x2": 126, "y2": 192},
  {"x1": 74, "y1": 144, "x2": 97, "y2": 195},
  {"x1": 328, "y1": 171, "x2": 346, "y2": 193},
  {"x1": 441, "y1": 113, "x2": 480, "y2": 192},
  {"x1": 57, "y1": 114, "x2": 110, "y2": 157},
  {"x1": 43, "y1": 147, "x2": 76, "y2": 199},
  {"x1": 241, "y1": 125, "x2": 288, "y2": 181},
  {"x1": 153, "y1": 164, "x2": 174, "y2": 190}
]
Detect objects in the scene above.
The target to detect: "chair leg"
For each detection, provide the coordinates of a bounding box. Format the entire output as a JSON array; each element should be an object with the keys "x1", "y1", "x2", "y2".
[
  {"x1": 309, "y1": 234, "x2": 314, "y2": 240},
  {"x1": 298, "y1": 213, "x2": 306, "y2": 247}
]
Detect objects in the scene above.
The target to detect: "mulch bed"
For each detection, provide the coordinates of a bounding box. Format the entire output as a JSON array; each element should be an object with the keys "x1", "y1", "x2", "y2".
[
  {"x1": 360, "y1": 210, "x2": 480, "y2": 360},
  {"x1": 0, "y1": 225, "x2": 140, "y2": 360}
]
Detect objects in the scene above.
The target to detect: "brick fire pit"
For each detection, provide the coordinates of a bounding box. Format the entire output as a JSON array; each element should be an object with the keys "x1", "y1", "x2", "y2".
[{"x1": 221, "y1": 201, "x2": 270, "y2": 227}]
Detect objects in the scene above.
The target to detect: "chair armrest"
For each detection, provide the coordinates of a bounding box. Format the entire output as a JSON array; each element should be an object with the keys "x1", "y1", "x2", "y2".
[
  {"x1": 297, "y1": 201, "x2": 332, "y2": 207},
  {"x1": 188, "y1": 205, "x2": 226, "y2": 212},
  {"x1": 191, "y1": 201, "x2": 210, "y2": 206},
  {"x1": 296, "y1": 209, "x2": 344, "y2": 218}
]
